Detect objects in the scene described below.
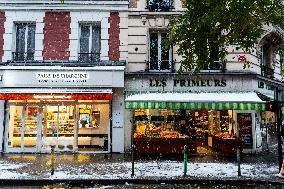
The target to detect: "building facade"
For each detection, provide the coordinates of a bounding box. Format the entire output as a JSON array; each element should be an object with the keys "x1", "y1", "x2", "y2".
[
  {"x1": 124, "y1": 0, "x2": 284, "y2": 154},
  {"x1": 0, "y1": 0, "x2": 128, "y2": 153},
  {"x1": 0, "y1": 0, "x2": 283, "y2": 155}
]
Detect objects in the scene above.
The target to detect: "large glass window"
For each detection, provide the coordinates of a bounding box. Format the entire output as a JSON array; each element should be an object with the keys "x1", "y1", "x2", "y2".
[
  {"x1": 79, "y1": 23, "x2": 101, "y2": 63},
  {"x1": 149, "y1": 31, "x2": 172, "y2": 71},
  {"x1": 14, "y1": 23, "x2": 35, "y2": 61},
  {"x1": 77, "y1": 103, "x2": 109, "y2": 152},
  {"x1": 8, "y1": 105, "x2": 38, "y2": 150},
  {"x1": 6, "y1": 101, "x2": 110, "y2": 153}
]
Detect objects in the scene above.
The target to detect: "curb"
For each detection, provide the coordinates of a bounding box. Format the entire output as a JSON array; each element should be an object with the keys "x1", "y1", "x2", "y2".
[{"x1": 0, "y1": 178, "x2": 283, "y2": 186}]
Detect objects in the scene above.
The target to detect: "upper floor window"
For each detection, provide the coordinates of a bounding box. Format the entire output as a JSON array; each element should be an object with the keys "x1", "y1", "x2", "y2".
[
  {"x1": 14, "y1": 23, "x2": 35, "y2": 61},
  {"x1": 79, "y1": 23, "x2": 101, "y2": 63},
  {"x1": 147, "y1": 0, "x2": 173, "y2": 11},
  {"x1": 260, "y1": 43, "x2": 274, "y2": 78},
  {"x1": 148, "y1": 31, "x2": 173, "y2": 71}
]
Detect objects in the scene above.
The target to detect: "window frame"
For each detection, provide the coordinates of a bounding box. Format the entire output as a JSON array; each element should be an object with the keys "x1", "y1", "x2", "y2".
[
  {"x1": 14, "y1": 22, "x2": 36, "y2": 61},
  {"x1": 148, "y1": 30, "x2": 173, "y2": 71},
  {"x1": 78, "y1": 22, "x2": 101, "y2": 63}
]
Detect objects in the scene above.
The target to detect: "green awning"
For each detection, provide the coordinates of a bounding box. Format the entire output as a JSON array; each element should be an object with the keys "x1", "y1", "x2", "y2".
[
  {"x1": 125, "y1": 101, "x2": 265, "y2": 110},
  {"x1": 125, "y1": 92, "x2": 266, "y2": 110}
]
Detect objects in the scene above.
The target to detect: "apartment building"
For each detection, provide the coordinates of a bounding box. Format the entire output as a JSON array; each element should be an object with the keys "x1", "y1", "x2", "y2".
[
  {"x1": 0, "y1": 0, "x2": 128, "y2": 153},
  {"x1": 124, "y1": 0, "x2": 284, "y2": 154}
]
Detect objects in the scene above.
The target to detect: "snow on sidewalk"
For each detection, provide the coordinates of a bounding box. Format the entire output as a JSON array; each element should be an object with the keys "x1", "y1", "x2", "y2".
[{"x1": 0, "y1": 160, "x2": 279, "y2": 180}]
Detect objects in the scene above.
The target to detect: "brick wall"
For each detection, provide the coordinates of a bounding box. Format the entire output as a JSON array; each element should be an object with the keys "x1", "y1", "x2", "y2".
[
  {"x1": 43, "y1": 12, "x2": 71, "y2": 60},
  {"x1": 108, "y1": 12, "x2": 120, "y2": 61},
  {"x1": 0, "y1": 12, "x2": 5, "y2": 62}
]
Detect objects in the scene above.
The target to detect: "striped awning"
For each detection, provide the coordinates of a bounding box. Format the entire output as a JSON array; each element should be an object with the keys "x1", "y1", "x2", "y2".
[{"x1": 125, "y1": 92, "x2": 266, "y2": 110}]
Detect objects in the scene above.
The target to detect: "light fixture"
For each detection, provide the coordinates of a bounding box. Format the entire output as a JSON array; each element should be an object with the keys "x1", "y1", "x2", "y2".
[{"x1": 141, "y1": 15, "x2": 147, "y2": 25}]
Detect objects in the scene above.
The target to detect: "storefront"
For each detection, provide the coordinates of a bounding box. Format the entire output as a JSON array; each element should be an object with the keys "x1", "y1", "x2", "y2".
[
  {"x1": 124, "y1": 74, "x2": 277, "y2": 154},
  {"x1": 0, "y1": 66, "x2": 125, "y2": 153}
]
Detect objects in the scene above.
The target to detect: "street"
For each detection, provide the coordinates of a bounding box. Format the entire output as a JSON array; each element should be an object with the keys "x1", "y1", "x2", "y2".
[{"x1": 1, "y1": 183, "x2": 283, "y2": 189}]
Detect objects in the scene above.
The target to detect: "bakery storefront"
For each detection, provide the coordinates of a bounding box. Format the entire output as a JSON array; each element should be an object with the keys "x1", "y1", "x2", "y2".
[
  {"x1": 0, "y1": 67, "x2": 124, "y2": 153},
  {"x1": 125, "y1": 74, "x2": 274, "y2": 154}
]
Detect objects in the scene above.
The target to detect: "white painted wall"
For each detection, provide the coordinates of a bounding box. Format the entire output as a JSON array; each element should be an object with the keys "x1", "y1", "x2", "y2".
[
  {"x1": 0, "y1": 100, "x2": 5, "y2": 152},
  {"x1": 124, "y1": 109, "x2": 132, "y2": 152},
  {"x1": 112, "y1": 88, "x2": 125, "y2": 153}
]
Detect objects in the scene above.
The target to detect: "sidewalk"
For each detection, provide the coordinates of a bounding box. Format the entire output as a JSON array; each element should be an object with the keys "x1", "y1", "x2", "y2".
[{"x1": 0, "y1": 147, "x2": 283, "y2": 185}]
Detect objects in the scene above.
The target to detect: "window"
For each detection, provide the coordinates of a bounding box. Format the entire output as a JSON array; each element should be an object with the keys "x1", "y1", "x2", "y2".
[
  {"x1": 260, "y1": 43, "x2": 274, "y2": 78},
  {"x1": 79, "y1": 23, "x2": 101, "y2": 63},
  {"x1": 148, "y1": 31, "x2": 172, "y2": 71},
  {"x1": 14, "y1": 23, "x2": 35, "y2": 61},
  {"x1": 147, "y1": 0, "x2": 173, "y2": 11}
]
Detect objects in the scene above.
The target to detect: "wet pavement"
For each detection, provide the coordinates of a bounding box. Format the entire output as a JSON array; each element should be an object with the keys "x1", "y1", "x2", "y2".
[{"x1": 0, "y1": 146, "x2": 283, "y2": 185}]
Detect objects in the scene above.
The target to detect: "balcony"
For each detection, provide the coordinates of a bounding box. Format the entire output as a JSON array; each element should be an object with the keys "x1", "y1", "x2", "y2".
[
  {"x1": 13, "y1": 52, "x2": 34, "y2": 62},
  {"x1": 201, "y1": 61, "x2": 226, "y2": 72},
  {"x1": 146, "y1": 60, "x2": 174, "y2": 72},
  {"x1": 261, "y1": 65, "x2": 274, "y2": 79},
  {"x1": 147, "y1": 0, "x2": 173, "y2": 11},
  {"x1": 78, "y1": 52, "x2": 100, "y2": 63}
]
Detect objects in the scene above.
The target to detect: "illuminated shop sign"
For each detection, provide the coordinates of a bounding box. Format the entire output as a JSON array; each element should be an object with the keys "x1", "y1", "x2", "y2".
[
  {"x1": 149, "y1": 79, "x2": 227, "y2": 88},
  {"x1": 33, "y1": 95, "x2": 72, "y2": 99},
  {"x1": 0, "y1": 93, "x2": 112, "y2": 100},
  {"x1": 36, "y1": 72, "x2": 89, "y2": 83}
]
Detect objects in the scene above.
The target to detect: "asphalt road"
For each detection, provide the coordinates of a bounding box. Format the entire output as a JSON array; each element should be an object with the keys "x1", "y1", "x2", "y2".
[{"x1": 1, "y1": 183, "x2": 283, "y2": 189}]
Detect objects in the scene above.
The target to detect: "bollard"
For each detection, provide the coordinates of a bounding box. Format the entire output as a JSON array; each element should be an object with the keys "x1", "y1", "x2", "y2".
[
  {"x1": 131, "y1": 144, "x2": 135, "y2": 177},
  {"x1": 183, "y1": 145, "x2": 187, "y2": 177},
  {"x1": 51, "y1": 145, "x2": 55, "y2": 175}
]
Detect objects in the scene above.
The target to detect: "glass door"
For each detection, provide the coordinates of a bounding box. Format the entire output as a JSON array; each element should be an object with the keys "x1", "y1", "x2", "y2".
[
  {"x1": 42, "y1": 105, "x2": 75, "y2": 152},
  {"x1": 6, "y1": 105, "x2": 39, "y2": 153},
  {"x1": 23, "y1": 106, "x2": 39, "y2": 151}
]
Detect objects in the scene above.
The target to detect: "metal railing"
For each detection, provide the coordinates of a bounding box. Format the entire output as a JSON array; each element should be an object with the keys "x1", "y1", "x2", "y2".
[
  {"x1": 203, "y1": 61, "x2": 226, "y2": 71},
  {"x1": 146, "y1": 0, "x2": 174, "y2": 11},
  {"x1": 261, "y1": 65, "x2": 274, "y2": 79},
  {"x1": 12, "y1": 52, "x2": 34, "y2": 62},
  {"x1": 146, "y1": 60, "x2": 175, "y2": 72},
  {"x1": 78, "y1": 52, "x2": 100, "y2": 63}
]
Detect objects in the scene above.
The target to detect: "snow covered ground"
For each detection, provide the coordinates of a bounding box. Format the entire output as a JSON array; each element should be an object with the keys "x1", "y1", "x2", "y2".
[{"x1": 0, "y1": 160, "x2": 279, "y2": 180}]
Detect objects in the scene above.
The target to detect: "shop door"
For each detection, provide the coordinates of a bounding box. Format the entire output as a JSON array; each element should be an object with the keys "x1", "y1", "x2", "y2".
[
  {"x1": 6, "y1": 105, "x2": 39, "y2": 153},
  {"x1": 41, "y1": 105, "x2": 76, "y2": 152}
]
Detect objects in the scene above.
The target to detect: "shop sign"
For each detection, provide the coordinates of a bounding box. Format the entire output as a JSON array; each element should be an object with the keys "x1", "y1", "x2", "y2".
[
  {"x1": 149, "y1": 78, "x2": 226, "y2": 88},
  {"x1": 36, "y1": 72, "x2": 89, "y2": 83},
  {"x1": 79, "y1": 109, "x2": 91, "y2": 114},
  {"x1": 0, "y1": 93, "x2": 113, "y2": 101},
  {"x1": 258, "y1": 81, "x2": 274, "y2": 91}
]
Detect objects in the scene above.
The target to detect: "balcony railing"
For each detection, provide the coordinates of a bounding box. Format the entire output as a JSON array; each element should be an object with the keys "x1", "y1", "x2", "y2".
[
  {"x1": 13, "y1": 52, "x2": 34, "y2": 62},
  {"x1": 147, "y1": 0, "x2": 174, "y2": 11},
  {"x1": 146, "y1": 60, "x2": 175, "y2": 72},
  {"x1": 261, "y1": 65, "x2": 274, "y2": 79},
  {"x1": 78, "y1": 52, "x2": 100, "y2": 63},
  {"x1": 202, "y1": 61, "x2": 226, "y2": 71}
]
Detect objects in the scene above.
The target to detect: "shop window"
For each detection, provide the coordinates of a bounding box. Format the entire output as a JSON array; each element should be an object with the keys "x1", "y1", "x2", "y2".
[
  {"x1": 148, "y1": 31, "x2": 173, "y2": 71},
  {"x1": 133, "y1": 109, "x2": 237, "y2": 154},
  {"x1": 260, "y1": 43, "x2": 274, "y2": 78},
  {"x1": 13, "y1": 23, "x2": 35, "y2": 61},
  {"x1": 78, "y1": 23, "x2": 101, "y2": 63},
  {"x1": 78, "y1": 104, "x2": 109, "y2": 152}
]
